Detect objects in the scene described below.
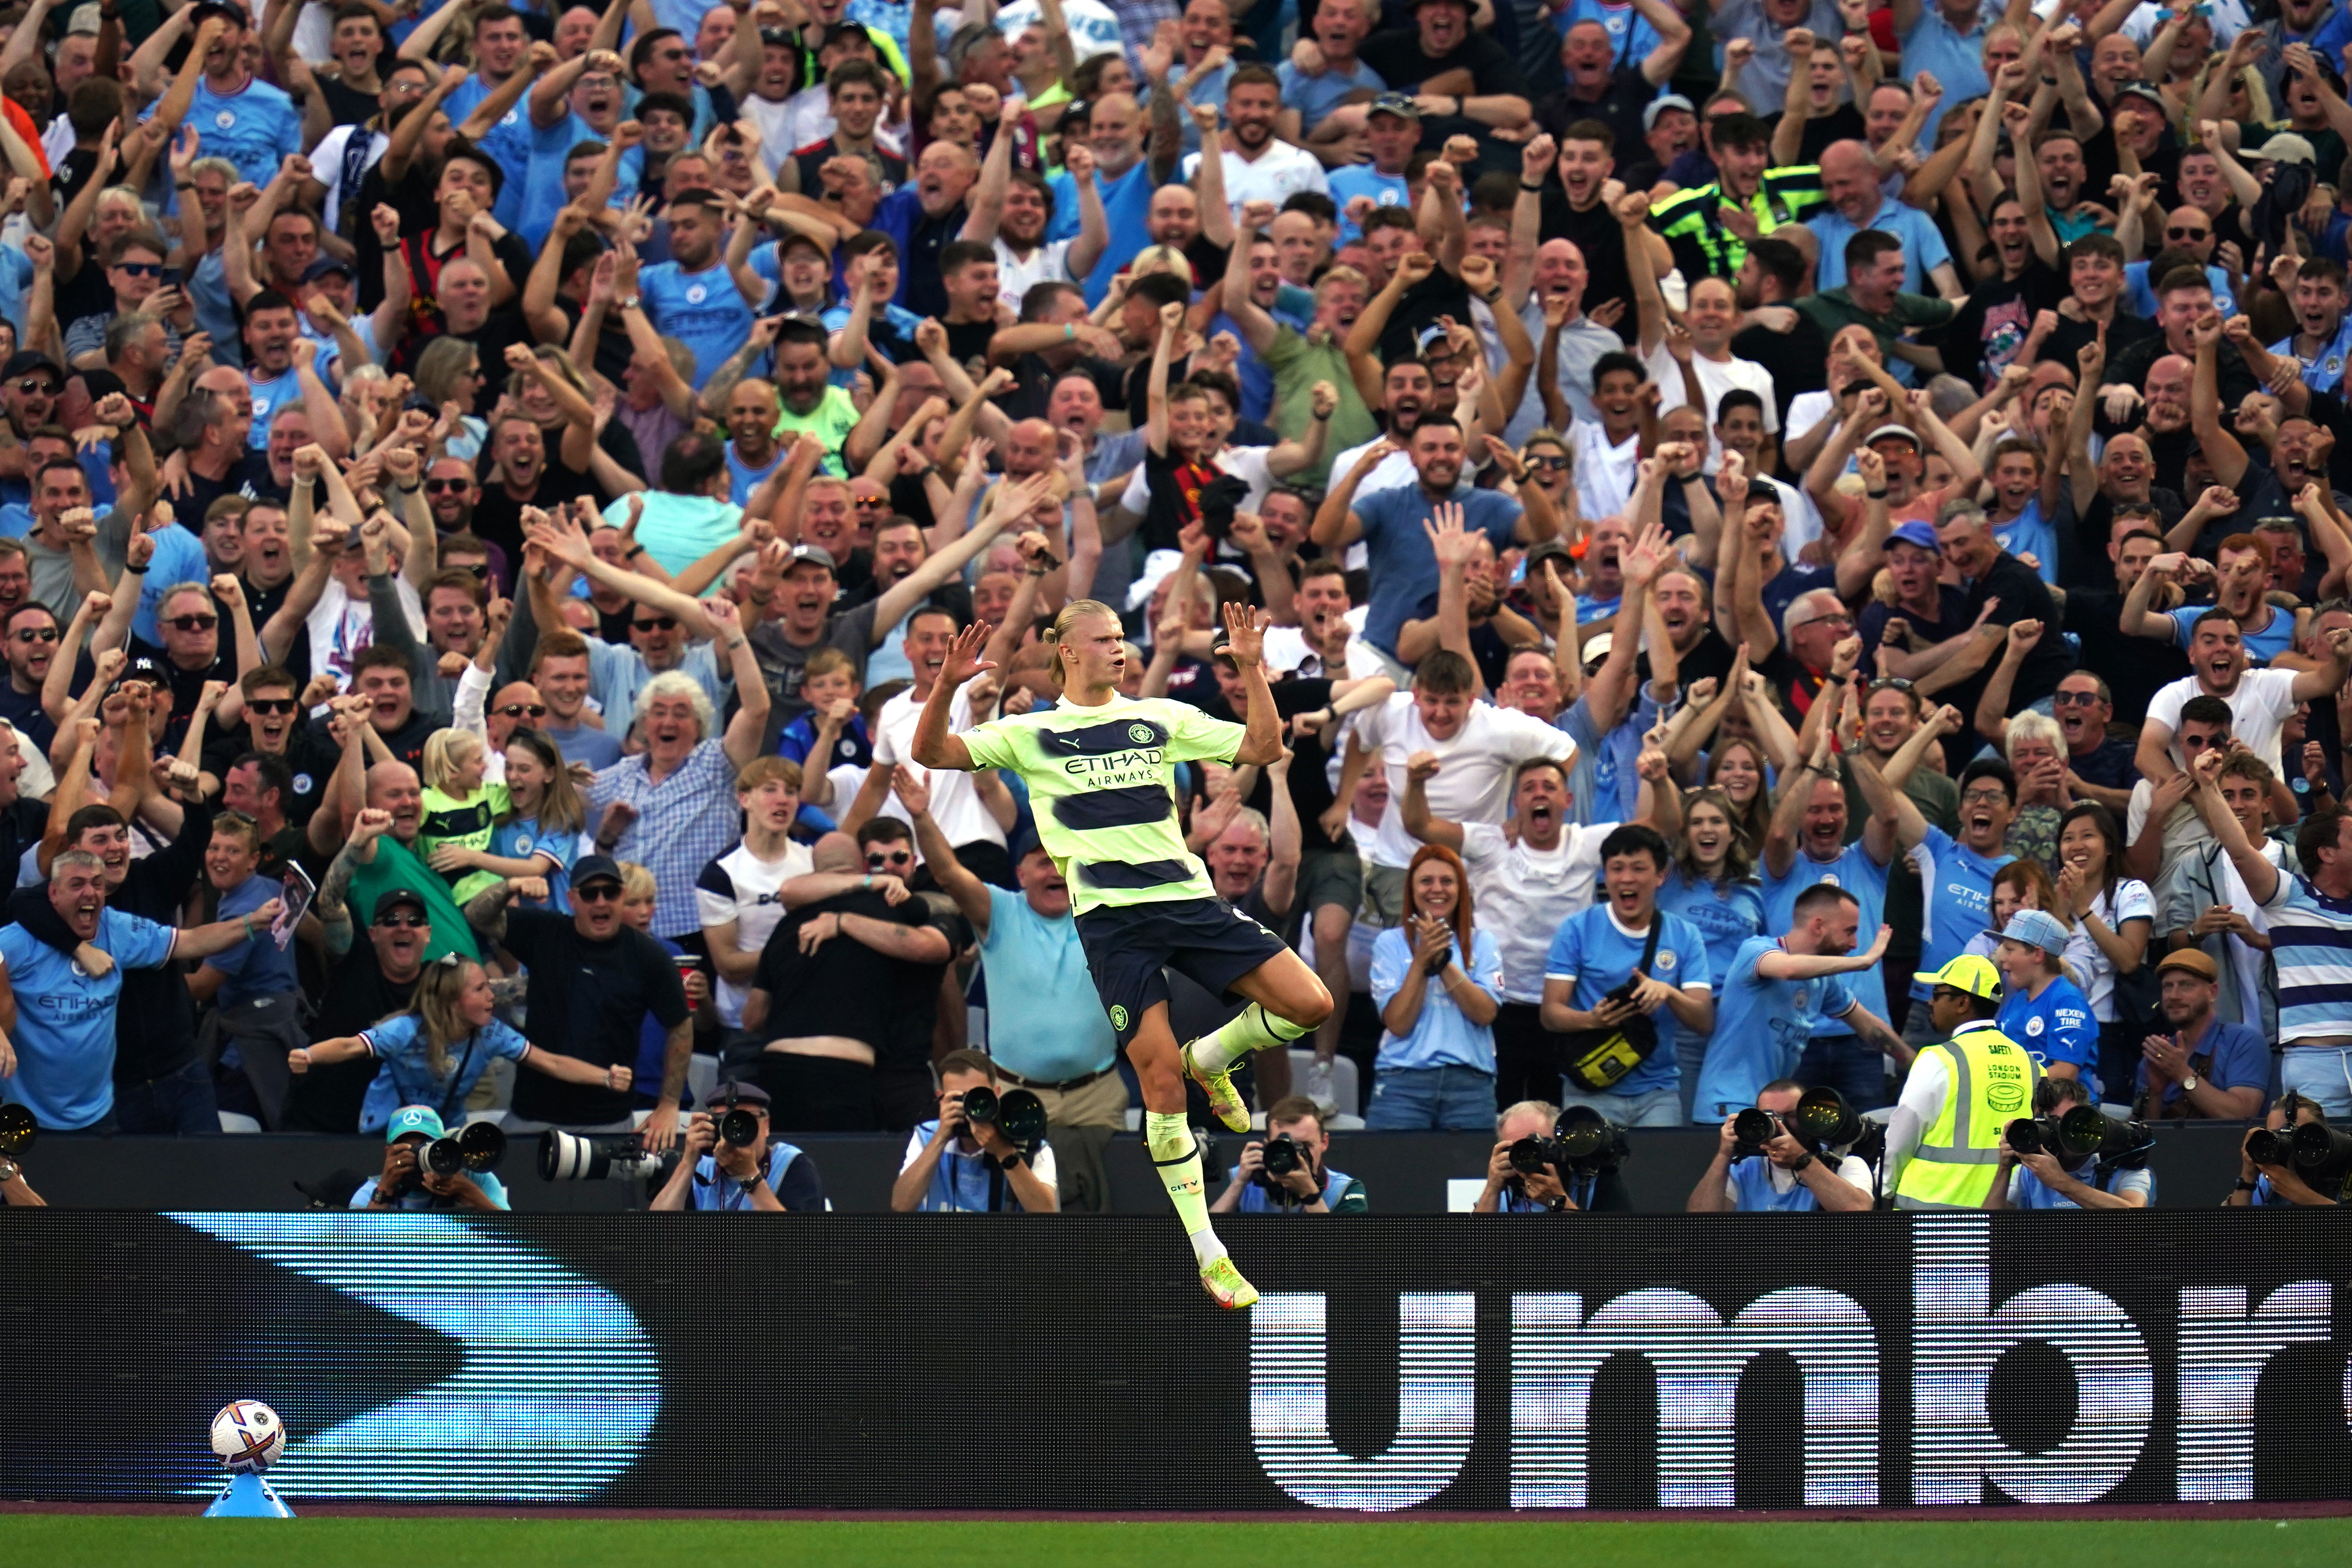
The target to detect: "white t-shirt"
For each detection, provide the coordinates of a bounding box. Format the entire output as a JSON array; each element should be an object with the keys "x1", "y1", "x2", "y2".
[
  {"x1": 872, "y1": 684, "x2": 1006, "y2": 851},
  {"x1": 1458, "y1": 819, "x2": 1609, "y2": 1002},
  {"x1": 1785, "y1": 388, "x2": 1836, "y2": 446},
  {"x1": 1644, "y1": 343, "x2": 1779, "y2": 469},
  {"x1": 695, "y1": 839, "x2": 816, "y2": 1028},
  {"x1": 1355, "y1": 693, "x2": 1579, "y2": 868},
  {"x1": 1725, "y1": 1152, "x2": 1875, "y2": 1205},
  {"x1": 1570, "y1": 419, "x2": 1640, "y2": 522},
  {"x1": 2060, "y1": 877, "x2": 2153, "y2": 1020},
  {"x1": 2146, "y1": 667, "x2": 2302, "y2": 775},
  {"x1": 742, "y1": 93, "x2": 799, "y2": 176},
  {"x1": 995, "y1": 237, "x2": 1076, "y2": 312},
  {"x1": 305, "y1": 576, "x2": 425, "y2": 693},
  {"x1": 1328, "y1": 437, "x2": 1418, "y2": 502},
  {"x1": 1182, "y1": 140, "x2": 1332, "y2": 220}
]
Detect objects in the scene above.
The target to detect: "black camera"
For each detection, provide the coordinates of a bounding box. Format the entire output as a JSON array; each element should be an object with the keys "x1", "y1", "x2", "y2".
[
  {"x1": 958, "y1": 1084, "x2": 1047, "y2": 1153},
  {"x1": 1260, "y1": 1131, "x2": 1308, "y2": 1179},
  {"x1": 715, "y1": 1105, "x2": 761, "y2": 1149},
  {"x1": 2256, "y1": 1120, "x2": 2352, "y2": 1198},
  {"x1": 2007, "y1": 1105, "x2": 2153, "y2": 1169},
  {"x1": 1792, "y1": 1085, "x2": 1863, "y2": 1150},
  {"x1": 422, "y1": 1120, "x2": 504, "y2": 1178},
  {"x1": 1732, "y1": 1106, "x2": 1780, "y2": 1157},
  {"x1": 0, "y1": 1102, "x2": 35, "y2": 1158},
  {"x1": 539, "y1": 1128, "x2": 673, "y2": 1182},
  {"x1": 1506, "y1": 1135, "x2": 1553, "y2": 1175}
]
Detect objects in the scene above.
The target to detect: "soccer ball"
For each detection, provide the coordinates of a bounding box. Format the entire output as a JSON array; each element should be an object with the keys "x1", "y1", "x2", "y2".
[{"x1": 210, "y1": 1400, "x2": 286, "y2": 1473}]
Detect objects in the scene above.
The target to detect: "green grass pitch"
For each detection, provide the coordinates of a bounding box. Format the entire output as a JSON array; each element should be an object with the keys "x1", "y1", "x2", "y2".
[{"x1": 4, "y1": 1516, "x2": 2351, "y2": 1567}]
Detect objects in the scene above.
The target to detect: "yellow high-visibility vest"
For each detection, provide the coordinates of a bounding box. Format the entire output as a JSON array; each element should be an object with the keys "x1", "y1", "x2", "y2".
[{"x1": 1894, "y1": 1021, "x2": 2040, "y2": 1210}]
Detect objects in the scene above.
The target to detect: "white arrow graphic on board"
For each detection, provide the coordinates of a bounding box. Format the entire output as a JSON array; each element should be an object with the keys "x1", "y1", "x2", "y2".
[{"x1": 170, "y1": 1212, "x2": 660, "y2": 1501}]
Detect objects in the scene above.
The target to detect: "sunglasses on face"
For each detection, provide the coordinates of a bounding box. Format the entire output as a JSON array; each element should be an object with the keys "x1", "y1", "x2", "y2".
[
  {"x1": 853, "y1": 495, "x2": 891, "y2": 509},
  {"x1": 424, "y1": 477, "x2": 470, "y2": 493},
  {"x1": 114, "y1": 261, "x2": 164, "y2": 278},
  {"x1": 574, "y1": 882, "x2": 623, "y2": 903},
  {"x1": 866, "y1": 850, "x2": 913, "y2": 868},
  {"x1": 14, "y1": 379, "x2": 56, "y2": 396},
  {"x1": 2167, "y1": 226, "x2": 2209, "y2": 240},
  {"x1": 2053, "y1": 689, "x2": 2101, "y2": 706},
  {"x1": 496, "y1": 702, "x2": 548, "y2": 718},
  {"x1": 11, "y1": 627, "x2": 57, "y2": 644},
  {"x1": 633, "y1": 616, "x2": 678, "y2": 632},
  {"x1": 1526, "y1": 454, "x2": 1572, "y2": 471},
  {"x1": 377, "y1": 912, "x2": 428, "y2": 928},
  {"x1": 247, "y1": 696, "x2": 297, "y2": 714},
  {"x1": 167, "y1": 613, "x2": 218, "y2": 632}
]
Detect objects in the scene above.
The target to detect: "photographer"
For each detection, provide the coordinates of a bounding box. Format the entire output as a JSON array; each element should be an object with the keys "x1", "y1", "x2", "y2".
[
  {"x1": 649, "y1": 1082, "x2": 827, "y2": 1213},
  {"x1": 1687, "y1": 1080, "x2": 1875, "y2": 1213},
  {"x1": 1477, "y1": 1100, "x2": 1582, "y2": 1213},
  {"x1": 2229, "y1": 1094, "x2": 2337, "y2": 1207},
  {"x1": 350, "y1": 1106, "x2": 510, "y2": 1212},
  {"x1": 891, "y1": 1050, "x2": 1060, "y2": 1213},
  {"x1": 1213, "y1": 1097, "x2": 1368, "y2": 1214},
  {"x1": 1985, "y1": 1078, "x2": 2153, "y2": 1211}
]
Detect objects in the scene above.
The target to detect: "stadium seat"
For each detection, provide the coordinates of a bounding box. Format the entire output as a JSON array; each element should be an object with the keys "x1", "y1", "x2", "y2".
[
  {"x1": 1288, "y1": 1049, "x2": 1359, "y2": 1117},
  {"x1": 687, "y1": 1053, "x2": 719, "y2": 1108},
  {"x1": 216, "y1": 1111, "x2": 261, "y2": 1134}
]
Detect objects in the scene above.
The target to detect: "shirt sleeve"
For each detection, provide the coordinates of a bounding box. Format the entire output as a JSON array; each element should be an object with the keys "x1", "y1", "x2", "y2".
[
  {"x1": 489, "y1": 1019, "x2": 533, "y2": 1063},
  {"x1": 1468, "y1": 929, "x2": 1505, "y2": 1001},
  {"x1": 773, "y1": 1149, "x2": 827, "y2": 1210},
  {"x1": 1822, "y1": 970, "x2": 1857, "y2": 1019},
  {"x1": 107, "y1": 910, "x2": 180, "y2": 970},
  {"x1": 695, "y1": 858, "x2": 742, "y2": 931},
  {"x1": 1369, "y1": 924, "x2": 1409, "y2": 1010},
  {"x1": 1545, "y1": 913, "x2": 1583, "y2": 982},
  {"x1": 1670, "y1": 920, "x2": 1711, "y2": 991},
  {"x1": 1164, "y1": 701, "x2": 1248, "y2": 764},
  {"x1": 898, "y1": 1127, "x2": 929, "y2": 1173},
  {"x1": 958, "y1": 717, "x2": 1019, "y2": 771}
]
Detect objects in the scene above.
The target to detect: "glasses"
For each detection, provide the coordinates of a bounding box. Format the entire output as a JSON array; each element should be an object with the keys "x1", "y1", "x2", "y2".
[
  {"x1": 853, "y1": 495, "x2": 891, "y2": 509},
  {"x1": 1961, "y1": 787, "x2": 2010, "y2": 804},
  {"x1": 497, "y1": 702, "x2": 548, "y2": 718},
  {"x1": 247, "y1": 696, "x2": 297, "y2": 714},
  {"x1": 2166, "y1": 226, "x2": 2209, "y2": 240},
  {"x1": 574, "y1": 882, "x2": 623, "y2": 903},
  {"x1": 1526, "y1": 454, "x2": 1572, "y2": 471},
  {"x1": 1867, "y1": 676, "x2": 1914, "y2": 692},
  {"x1": 114, "y1": 261, "x2": 164, "y2": 278},
  {"x1": 11, "y1": 627, "x2": 57, "y2": 644},
  {"x1": 2053, "y1": 689, "x2": 2102, "y2": 707},
  {"x1": 1796, "y1": 613, "x2": 1855, "y2": 631},
  {"x1": 866, "y1": 850, "x2": 913, "y2": 868},
  {"x1": 167, "y1": 613, "x2": 219, "y2": 632},
  {"x1": 13, "y1": 378, "x2": 56, "y2": 396},
  {"x1": 632, "y1": 616, "x2": 678, "y2": 632},
  {"x1": 377, "y1": 912, "x2": 428, "y2": 929},
  {"x1": 424, "y1": 478, "x2": 470, "y2": 493},
  {"x1": 455, "y1": 561, "x2": 488, "y2": 578}
]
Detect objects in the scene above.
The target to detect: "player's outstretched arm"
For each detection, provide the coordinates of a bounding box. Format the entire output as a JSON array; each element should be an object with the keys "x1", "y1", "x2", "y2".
[
  {"x1": 1223, "y1": 602, "x2": 1284, "y2": 767},
  {"x1": 910, "y1": 621, "x2": 991, "y2": 773}
]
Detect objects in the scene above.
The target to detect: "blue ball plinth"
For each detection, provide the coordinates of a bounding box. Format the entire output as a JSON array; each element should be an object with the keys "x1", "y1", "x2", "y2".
[{"x1": 203, "y1": 1470, "x2": 295, "y2": 1517}]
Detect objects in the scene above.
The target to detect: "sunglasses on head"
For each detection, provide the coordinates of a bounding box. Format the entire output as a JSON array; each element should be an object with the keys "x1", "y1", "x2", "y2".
[
  {"x1": 167, "y1": 613, "x2": 218, "y2": 632},
  {"x1": 866, "y1": 849, "x2": 913, "y2": 868},
  {"x1": 1868, "y1": 676, "x2": 1914, "y2": 693},
  {"x1": 632, "y1": 615, "x2": 678, "y2": 632},
  {"x1": 247, "y1": 696, "x2": 297, "y2": 714},
  {"x1": 11, "y1": 627, "x2": 57, "y2": 643},
  {"x1": 574, "y1": 881, "x2": 623, "y2": 903},
  {"x1": 497, "y1": 702, "x2": 548, "y2": 718},
  {"x1": 377, "y1": 912, "x2": 428, "y2": 928}
]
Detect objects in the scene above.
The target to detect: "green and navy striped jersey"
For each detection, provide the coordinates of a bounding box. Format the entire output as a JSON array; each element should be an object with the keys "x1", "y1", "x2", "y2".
[
  {"x1": 1651, "y1": 166, "x2": 1829, "y2": 282},
  {"x1": 961, "y1": 696, "x2": 1246, "y2": 915}
]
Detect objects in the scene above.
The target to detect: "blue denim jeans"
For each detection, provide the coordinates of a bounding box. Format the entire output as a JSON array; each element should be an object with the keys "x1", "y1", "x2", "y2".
[
  {"x1": 1559, "y1": 1083, "x2": 1685, "y2": 1128},
  {"x1": 1796, "y1": 1032, "x2": 1893, "y2": 1112},
  {"x1": 1364, "y1": 1065, "x2": 1498, "y2": 1130},
  {"x1": 114, "y1": 1058, "x2": 218, "y2": 1135},
  {"x1": 2281, "y1": 1047, "x2": 2352, "y2": 1117}
]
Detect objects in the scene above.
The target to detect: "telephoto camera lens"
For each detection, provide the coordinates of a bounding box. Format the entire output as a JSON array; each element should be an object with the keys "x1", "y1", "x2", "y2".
[
  {"x1": 1553, "y1": 1105, "x2": 1628, "y2": 1170},
  {"x1": 0, "y1": 1102, "x2": 36, "y2": 1157},
  {"x1": 1732, "y1": 1107, "x2": 1778, "y2": 1151},
  {"x1": 996, "y1": 1088, "x2": 1047, "y2": 1150},
  {"x1": 716, "y1": 1107, "x2": 760, "y2": 1148},
  {"x1": 421, "y1": 1120, "x2": 505, "y2": 1175},
  {"x1": 1507, "y1": 1135, "x2": 1550, "y2": 1175},
  {"x1": 1794, "y1": 1085, "x2": 1861, "y2": 1149},
  {"x1": 539, "y1": 1128, "x2": 673, "y2": 1182},
  {"x1": 1260, "y1": 1133, "x2": 1303, "y2": 1178},
  {"x1": 2247, "y1": 1127, "x2": 2296, "y2": 1168},
  {"x1": 959, "y1": 1085, "x2": 1000, "y2": 1125}
]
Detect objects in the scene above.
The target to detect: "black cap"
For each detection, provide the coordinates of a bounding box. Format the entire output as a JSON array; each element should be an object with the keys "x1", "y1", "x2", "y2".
[
  {"x1": 110, "y1": 654, "x2": 166, "y2": 693},
  {"x1": 1, "y1": 351, "x2": 62, "y2": 388},
  {"x1": 302, "y1": 255, "x2": 355, "y2": 283},
  {"x1": 572, "y1": 853, "x2": 625, "y2": 891},
  {"x1": 709, "y1": 1079, "x2": 770, "y2": 1106},
  {"x1": 371, "y1": 887, "x2": 427, "y2": 921},
  {"x1": 188, "y1": 0, "x2": 249, "y2": 27}
]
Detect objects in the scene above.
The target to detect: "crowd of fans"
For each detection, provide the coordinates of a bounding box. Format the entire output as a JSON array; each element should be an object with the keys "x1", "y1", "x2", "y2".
[{"x1": 0, "y1": 0, "x2": 2343, "y2": 1216}]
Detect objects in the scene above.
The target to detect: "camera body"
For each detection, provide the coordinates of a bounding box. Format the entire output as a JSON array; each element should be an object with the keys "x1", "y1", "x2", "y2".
[
  {"x1": 2252, "y1": 1121, "x2": 2352, "y2": 1198},
  {"x1": 1731, "y1": 1106, "x2": 1781, "y2": 1158},
  {"x1": 1258, "y1": 1131, "x2": 1311, "y2": 1191}
]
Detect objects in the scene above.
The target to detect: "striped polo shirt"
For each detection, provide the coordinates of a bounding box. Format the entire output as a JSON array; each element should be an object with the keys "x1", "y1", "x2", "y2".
[
  {"x1": 960, "y1": 697, "x2": 1246, "y2": 916},
  {"x1": 2260, "y1": 874, "x2": 2352, "y2": 1044}
]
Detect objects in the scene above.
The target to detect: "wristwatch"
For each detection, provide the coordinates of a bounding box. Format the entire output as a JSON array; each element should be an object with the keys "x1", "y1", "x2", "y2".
[
  {"x1": 0, "y1": 1159, "x2": 17, "y2": 1185},
  {"x1": 2235, "y1": 1178, "x2": 2258, "y2": 1192},
  {"x1": 2181, "y1": 1073, "x2": 2200, "y2": 1094},
  {"x1": 1788, "y1": 1151, "x2": 1814, "y2": 1172},
  {"x1": 736, "y1": 1166, "x2": 765, "y2": 1188},
  {"x1": 617, "y1": 294, "x2": 642, "y2": 312},
  {"x1": 998, "y1": 1148, "x2": 1027, "y2": 1169}
]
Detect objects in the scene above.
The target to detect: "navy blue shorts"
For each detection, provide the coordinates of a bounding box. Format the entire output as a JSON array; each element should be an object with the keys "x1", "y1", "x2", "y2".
[{"x1": 1075, "y1": 897, "x2": 1291, "y2": 1048}]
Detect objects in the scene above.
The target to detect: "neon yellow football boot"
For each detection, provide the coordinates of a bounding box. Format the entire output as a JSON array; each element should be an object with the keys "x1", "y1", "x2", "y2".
[
  {"x1": 1200, "y1": 1256, "x2": 1259, "y2": 1310},
  {"x1": 1181, "y1": 1040, "x2": 1250, "y2": 1132}
]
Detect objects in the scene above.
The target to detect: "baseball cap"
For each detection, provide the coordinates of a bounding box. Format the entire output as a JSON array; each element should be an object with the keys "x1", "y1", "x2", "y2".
[
  {"x1": 301, "y1": 255, "x2": 355, "y2": 284},
  {"x1": 572, "y1": 853, "x2": 625, "y2": 892},
  {"x1": 1581, "y1": 631, "x2": 1615, "y2": 662},
  {"x1": 1865, "y1": 423, "x2": 1923, "y2": 450},
  {"x1": 1367, "y1": 92, "x2": 1422, "y2": 121},
  {"x1": 2250, "y1": 132, "x2": 2317, "y2": 166},
  {"x1": 2, "y1": 351, "x2": 62, "y2": 388},
  {"x1": 385, "y1": 1105, "x2": 445, "y2": 1143},
  {"x1": 784, "y1": 543, "x2": 837, "y2": 572},
  {"x1": 1888, "y1": 520, "x2": 1941, "y2": 554},
  {"x1": 1643, "y1": 93, "x2": 1696, "y2": 133},
  {"x1": 1914, "y1": 953, "x2": 2003, "y2": 1001},
  {"x1": 2113, "y1": 80, "x2": 2168, "y2": 111},
  {"x1": 1990, "y1": 908, "x2": 2071, "y2": 956},
  {"x1": 189, "y1": 0, "x2": 249, "y2": 28},
  {"x1": 2156, "y1": 948, "x2": 2219, "y2": 982},
  {"x1": 707, "y1": 1078, "x2": 770, "y2": 1105},
  {"x1": 1414, "y1": 323, "x2": 1452, "y2": 355},
  {"x1": 371, "y1": 887, "x2": 427, "y2": 923}
]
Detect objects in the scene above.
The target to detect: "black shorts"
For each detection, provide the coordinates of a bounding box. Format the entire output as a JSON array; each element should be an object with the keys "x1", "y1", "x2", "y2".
[{"x1": 1075, "y1": 896, "x2": 1292, "y2": 1049}]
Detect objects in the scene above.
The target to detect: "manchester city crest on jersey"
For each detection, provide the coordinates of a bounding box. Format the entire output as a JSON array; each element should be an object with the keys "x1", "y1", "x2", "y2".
[
  {"x1": 1655, "y1": 950, "x2": 1676, "y2": 972},
  {"x1": 2025, "y1": 1016, "x2": 2045, "y2": 1036},
  {"x1": 513, "y1": 834, "x2": 533, "y2": 854},
  {"x1": 292, "y1": 773, "x2": 313, "y2": 794},
  {"x1": 1127, "y1": 722, "x2": 1155, "y2": 745},
  {"x1": 1792, "y1": 986, "x2": 1807, "y2": 1012},
  {"x1": 685, "y1": 283, "x2": 707, "y2": 305}
]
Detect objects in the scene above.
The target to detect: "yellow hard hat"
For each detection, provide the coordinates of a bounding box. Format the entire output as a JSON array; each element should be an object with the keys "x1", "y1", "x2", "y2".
[{"x1": 1913, "y1": 954, "x2": 2004, "y2": 1001}]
